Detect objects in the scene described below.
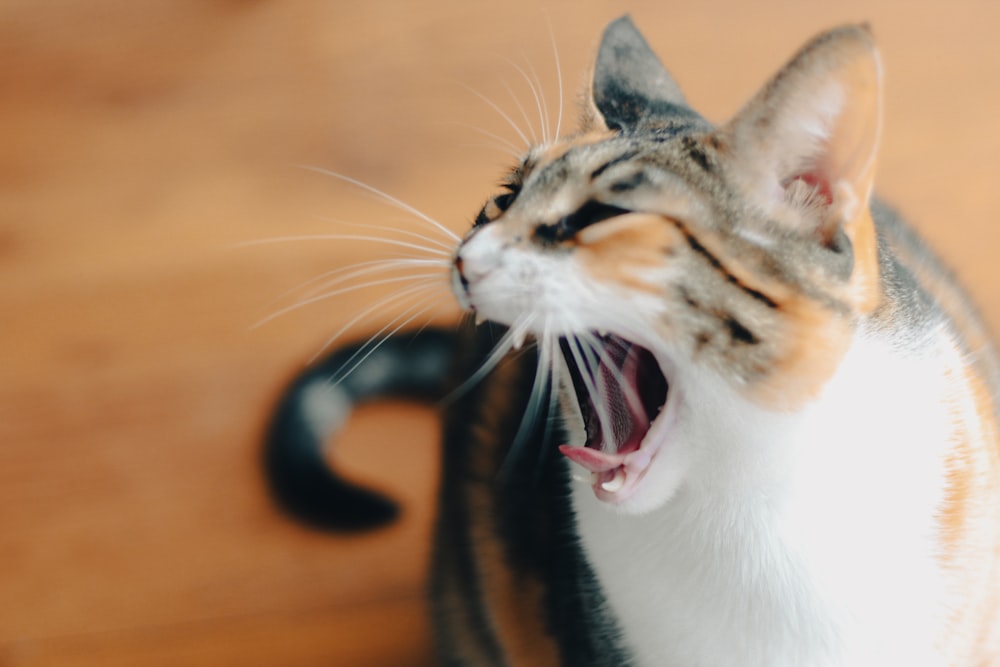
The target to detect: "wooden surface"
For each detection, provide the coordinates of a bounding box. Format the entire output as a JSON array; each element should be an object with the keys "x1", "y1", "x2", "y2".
[{"x1": 2, "y1": 1, "x2": 998, "y2": 665}]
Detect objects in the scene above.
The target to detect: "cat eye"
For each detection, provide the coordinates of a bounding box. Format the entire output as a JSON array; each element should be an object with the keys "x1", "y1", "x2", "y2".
[
  {"x1": 493, "y1": 192, "x2": 515, "y2": 212},
  {"x1": 473, "y1": 182, "x2": 521, "y2": 227},
  {"x1": 535, "y1": 200, "x2": 631, "y2": 243}
]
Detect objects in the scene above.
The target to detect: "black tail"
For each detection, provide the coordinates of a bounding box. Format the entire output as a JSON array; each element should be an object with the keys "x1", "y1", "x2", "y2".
[{"x1": 263, "y1": 327, "x2": 455, "y2": 531}]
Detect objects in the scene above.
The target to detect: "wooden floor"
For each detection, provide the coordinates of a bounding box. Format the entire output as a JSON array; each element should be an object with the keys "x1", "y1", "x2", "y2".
[{"x1": 3, "y1": 0, "x2": 998, "y2": 665}]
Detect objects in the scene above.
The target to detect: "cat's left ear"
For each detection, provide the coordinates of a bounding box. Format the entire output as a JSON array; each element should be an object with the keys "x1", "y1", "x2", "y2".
[
  {"x1": 723, "y1": 25, "x2": 882, "y2": 251},
  {"x1": 590, "y1": 16, "x2": 696, "y2": 131}
]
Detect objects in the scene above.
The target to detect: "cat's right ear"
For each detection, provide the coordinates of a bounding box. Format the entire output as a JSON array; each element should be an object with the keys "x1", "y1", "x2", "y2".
[
  {"x1": 588, "y1": 16, "x2": 692, "y2": 131},
  {"x1": 722, "y1": 25, "x2": 882, "y2": 248},
  {"x1": 721, "y1": 25, "x2": 882, "y2": 309}
]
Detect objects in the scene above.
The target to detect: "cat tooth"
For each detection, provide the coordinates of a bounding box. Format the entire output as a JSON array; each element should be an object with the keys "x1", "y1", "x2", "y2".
[
  {"x1": 601, "y1": 469, "x2": 626, "y2": 493},
  {"x1": 590, "y1": 472, "x2": 601, "y2": 486},
  {"x1": 597, "y1": 329, "x2": 609, "y2": 338},
  {"x1": 474, "y1": 313, "x2": 486, "y2": 326},
  {"x1": 512, "y1": 328, "x2": 527, "y2": 350}
]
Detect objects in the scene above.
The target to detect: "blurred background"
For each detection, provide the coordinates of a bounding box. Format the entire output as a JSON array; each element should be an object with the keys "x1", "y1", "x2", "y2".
[{"x1": 2, "y1": 0, "x2": 998, "y2": 665}]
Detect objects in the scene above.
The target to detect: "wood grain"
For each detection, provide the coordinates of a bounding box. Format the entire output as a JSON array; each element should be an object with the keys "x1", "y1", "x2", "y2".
[{"x1": 2, "y1": 0, "x2": 998, "y2": 664}]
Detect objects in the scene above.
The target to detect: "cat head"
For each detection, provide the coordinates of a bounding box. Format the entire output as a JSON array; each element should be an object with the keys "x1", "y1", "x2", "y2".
[{"x1": 452, "y1": 16, "x2": 883, "y2": 512}]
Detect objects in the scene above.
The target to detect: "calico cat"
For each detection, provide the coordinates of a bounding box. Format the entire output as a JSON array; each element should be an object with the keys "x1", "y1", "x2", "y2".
[{"x1": 265, "y1": 16, "x2": 1000, "y2": 666}]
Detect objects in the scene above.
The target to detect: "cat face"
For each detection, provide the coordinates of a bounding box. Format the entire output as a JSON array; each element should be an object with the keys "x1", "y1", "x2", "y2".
[{"x1": 452, "y1": 18, "x2": 883, "y2": 513}]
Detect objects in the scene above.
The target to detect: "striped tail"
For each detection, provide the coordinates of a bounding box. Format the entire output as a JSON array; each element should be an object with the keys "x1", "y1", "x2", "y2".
[{"x1": 263, "y1": 327, "x2": 456, "y2": 530}]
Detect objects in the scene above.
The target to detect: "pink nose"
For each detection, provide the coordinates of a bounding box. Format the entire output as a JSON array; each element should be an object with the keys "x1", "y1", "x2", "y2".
[{"x1": 454, "y1": 233, "x2": 501, "y2": 284}]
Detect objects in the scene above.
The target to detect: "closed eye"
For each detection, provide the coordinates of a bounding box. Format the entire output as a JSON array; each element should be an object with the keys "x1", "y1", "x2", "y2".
[
  {"x1": 473, "y1": 183, "x2": 521, "y2": 228},
  {"x1": 535, "y1": 200, "x2": 631, "y2": 243}
]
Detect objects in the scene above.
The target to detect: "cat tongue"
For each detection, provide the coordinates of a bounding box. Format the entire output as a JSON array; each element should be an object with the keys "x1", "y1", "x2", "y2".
[{"x1": 558, "y1": 444, "x2": 627, "y2": 473}]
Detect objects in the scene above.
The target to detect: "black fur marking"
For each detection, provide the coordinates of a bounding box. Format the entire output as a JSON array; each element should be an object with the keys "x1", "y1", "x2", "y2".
[
  {"x1": 681, "y1": 136, "x2": 712, "y2": 172},
  {"x1": 678, "y1": 285, "x2": 699, "y2": 308},
  {"x1": 535, "y1": 201, "x2": 631, "y2": 244},
  {"x1": 609, "y1": 172, "x2": 646, "y2": 193},
  {"x1": 590, "y1": 150, "x2": 639, "y2": 179},
  {"x1": 676, "y1": 221, "x2": 781, "y2": 310},
  {"x1": 723, "y1": 315, "x2": 759, "y2": 345}
]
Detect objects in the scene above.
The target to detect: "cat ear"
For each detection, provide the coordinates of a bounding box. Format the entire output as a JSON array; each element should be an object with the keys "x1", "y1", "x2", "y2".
[
  {"x1": 723, "y1": 25, "x2": 882, "y2": 247},
  {"x1": 591, "y1": 16, "x2": 696, "y2": 131}
]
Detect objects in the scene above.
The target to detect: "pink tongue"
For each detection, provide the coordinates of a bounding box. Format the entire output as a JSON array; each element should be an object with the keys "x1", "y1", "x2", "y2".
[{"x1": 558, "y1": 444, "x2": 626, "y2": 473}]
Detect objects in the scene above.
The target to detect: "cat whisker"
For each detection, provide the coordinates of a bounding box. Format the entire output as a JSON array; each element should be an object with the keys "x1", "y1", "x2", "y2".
[
  {"x1": 565, "y1": 335, "x2": 617, "y2": 454},
  {"x1": 326, "y1": 296, "x2": 441, "y2": 385},
  {"x1": 578, "y1": 331, "x2": 646, "y2": 421},
  {"x1": 320, "y1": 217, "x2": 457, "y2": 252},
  {"x1": 502, "y1": 56, "x2": 548, "y2": 146},
  {"x1": 295, "y1": 259, "x2": 448, "y2": 302},
  {"x1": 300, "y1": 166, "x2": 460, "y2": 242},
  {"x1": 500, "y1": 79, "x2": 540, "y2": 145},
  {"x1": 310, "y1": 280, "x2": 451, "y2": 363},
  {"x1": 502, "y1": 318, "x2": 556, "y2": 478},
  {"x1": 543, "y1": 12, "x2": 565, "y2": 139},
  {"x1": 237, "y1": 233, "x2": 451, "y2": 258},
  {"x1": 440, "y1": 315, "x2": 537, "y2": 408},
  {"x1": 461, "y1": 84, "x2": 532, "y2": 149},
  {"x1": 519, "y1": 53, "x2": 551, "y2": 144},
  {"x1": 447, "y1": 120, "x2": 524, "y2": 157},
  {"x1": 297, "y1": 270, "x2": 445, "y2": 306},
  {"x1": 258, "y1": 257, "x2": 447, "y2": 320},
  {"x1": 253, "y1": 272, "x2": 447, "y2": 330}
]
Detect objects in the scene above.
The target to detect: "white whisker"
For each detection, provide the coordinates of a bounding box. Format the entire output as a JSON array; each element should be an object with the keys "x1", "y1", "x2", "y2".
[
  {"x1": 300, "y1": 166, "x2": 460, "y2": 242},
  {"x1": 462, "y1": 84, "x2": 532, "y2": 148},
  {"x1": 259, "y1": 257, "x2": 446, "y2": 318},
  {"x1": 579, "y1": 331, "x2": 645, "y2": 419},
  {"x1": 253, "y1": 272, "x2": 446, "y2": 329},
  {"x1": 503, "y1": 318, "x2": 553, "y2": 475},
  {"x1": 440, "y1": 316, "x2": 536, "y2": 407},
  {"x1": 566, "y1": 336, "x2": 617, "y2": 453},
  {"x1": 319, "y1": 217, "x2": 457, "y2": 252},
  {"x1": 309, "y1": 280, "x2": 450, "y2": 362},
  {"x1": 237, "y1": 234, "x2": 451, "y2": 257},
  {"x1": 446, "y1": 120, "x2": 523, "y2": 156},
  {"x1": 296, "y1": 259, "x2": 448, "y2": 301},
  {"x1": 520, "y1": 54, "x2": 551, "y2": 144},
  {"x1": 327, "y1": 297, "x2": 441, "y2": 384},
  {"x1": 504, "y1": 57, "x2": 549, "y2": 146},
  {"x1": 500, "y1": 79, "x2": 539, "y2": 145},
  {"x1": 543, "y1": 12, "x2": 565, "y2": 139}
]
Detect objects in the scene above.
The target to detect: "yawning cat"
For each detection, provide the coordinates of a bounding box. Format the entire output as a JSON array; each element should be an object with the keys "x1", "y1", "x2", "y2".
[{"x1": 265, "y1": 17, "x2": 1000, "y2": 666}]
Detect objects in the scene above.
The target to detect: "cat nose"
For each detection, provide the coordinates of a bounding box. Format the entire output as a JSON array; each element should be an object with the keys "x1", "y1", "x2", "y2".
[{"x1": 454, "y1": 228, "x2": 503, "y2": 283}]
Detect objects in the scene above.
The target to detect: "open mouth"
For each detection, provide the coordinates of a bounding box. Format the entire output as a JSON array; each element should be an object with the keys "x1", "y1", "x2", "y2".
[{"x1": 558, "y1": 334, "x2": 670, "y2": 503}]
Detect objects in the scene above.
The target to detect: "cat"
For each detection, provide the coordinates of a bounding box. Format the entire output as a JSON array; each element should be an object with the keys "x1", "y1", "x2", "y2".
[{"x1": 264, "y1": 16, "x2": 1000, "y2": 666}]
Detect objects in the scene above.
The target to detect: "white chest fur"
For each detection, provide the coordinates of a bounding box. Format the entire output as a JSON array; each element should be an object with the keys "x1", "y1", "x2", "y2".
[{"x1": 571, "y1": 332, "x2": 955, "y2": 666}]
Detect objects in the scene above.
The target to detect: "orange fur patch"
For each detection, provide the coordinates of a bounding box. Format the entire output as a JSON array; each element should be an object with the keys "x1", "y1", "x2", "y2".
[
  {"x1": 576, "y1": 213, "x2": 681, "y2": 293},
  {"x1": 845, "y1": 207, "x2": 881, "y2": 313},
  {"x1": 750, "y1": 296, "x2": 852, "y2": 411},
  {"x1": 937, "y1": 361, "x2": 1000, "y2": 663}
]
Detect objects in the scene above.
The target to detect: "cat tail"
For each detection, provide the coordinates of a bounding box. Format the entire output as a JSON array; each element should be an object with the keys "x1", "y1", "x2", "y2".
[{"x1": 263, "y1": 327, "x2": 455, "y2": 531}]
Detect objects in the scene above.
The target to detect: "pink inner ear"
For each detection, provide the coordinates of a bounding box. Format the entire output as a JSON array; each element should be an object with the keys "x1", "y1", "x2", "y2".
[{"x1": 784, "y1": 171, "x2": 834, "y2": 206}]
